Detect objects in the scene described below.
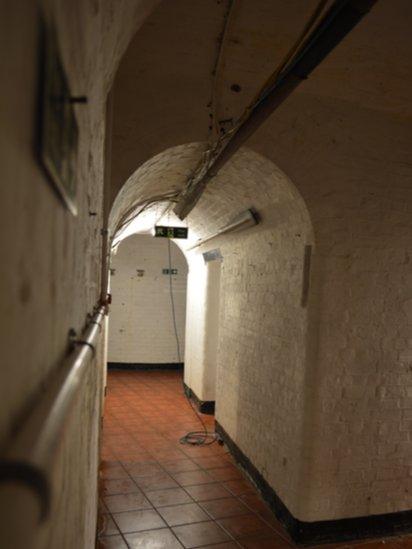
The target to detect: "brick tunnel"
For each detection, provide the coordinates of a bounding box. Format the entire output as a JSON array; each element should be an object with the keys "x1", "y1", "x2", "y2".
[
  {"x1": 1, "y1": 1, "x2": 412, "y2": 548},
  {"x1": 107, "y1": 141, "x2": 314, "y2": 521}
]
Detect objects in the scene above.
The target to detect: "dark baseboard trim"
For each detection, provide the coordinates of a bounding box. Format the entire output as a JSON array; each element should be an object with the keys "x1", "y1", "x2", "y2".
[
  {"x1": 215, "y1": 421, "x2": 412, "y2": 546},
  {"x1": 183, "y1": 383, "x2": 215, "y2": 415},
  {"x1": 107, "y1": 362, "x2": 183, "y2": 371}
]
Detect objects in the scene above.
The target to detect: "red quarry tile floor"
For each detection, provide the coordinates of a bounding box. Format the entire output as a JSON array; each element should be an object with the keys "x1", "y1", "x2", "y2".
[{"x1": 97, "y1": 370, "x2": 412, "y2": 548}]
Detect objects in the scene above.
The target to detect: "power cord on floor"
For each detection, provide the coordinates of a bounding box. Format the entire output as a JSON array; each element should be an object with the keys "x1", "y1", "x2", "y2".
[
  {"x1": 166, "y1": 238, "x2": 219, "y2": 446},
  {"x1": 167, "y1": 237, "x2": 182, "y2": 363}
]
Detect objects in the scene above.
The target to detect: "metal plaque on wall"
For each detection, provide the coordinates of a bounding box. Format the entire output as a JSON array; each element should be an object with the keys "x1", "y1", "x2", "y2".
[{"x1": 38, "y1": 19, "x2": 79, "y2": 215}]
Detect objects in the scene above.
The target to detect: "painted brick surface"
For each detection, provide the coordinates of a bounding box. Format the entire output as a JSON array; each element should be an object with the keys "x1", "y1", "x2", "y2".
[
  {"x1": 251, "y1": 93, "x2": 412, "y2": 521},
  {"x1": 109, "y1": 234, "x2": 187, "y2": 364},
  {"x1": 193, "y1": 150, "x2": 313, "y2": 516},
  {"x1": 0, "y1": 2, "x2": 158, "y2": 547}
]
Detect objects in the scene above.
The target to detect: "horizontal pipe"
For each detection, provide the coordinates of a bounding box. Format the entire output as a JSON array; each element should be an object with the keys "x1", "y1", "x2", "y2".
[
  {"x1": 174, "y1": 0, "x2": 378, "y2": 219},
  {"x1": 0, "y1": 304, "x2": 106, "y2": 525}
]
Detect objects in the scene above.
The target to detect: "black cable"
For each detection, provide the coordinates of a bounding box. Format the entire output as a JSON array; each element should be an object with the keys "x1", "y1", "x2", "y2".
[
  {"x1": 166, "y1": 239, "x2": 219, "y2": 446},
  {"x1": 167, "y1": 238, "x2": 182, "y2": 363}
]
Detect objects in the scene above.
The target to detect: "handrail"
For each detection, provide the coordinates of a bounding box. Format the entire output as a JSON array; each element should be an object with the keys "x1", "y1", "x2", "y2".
[{"x1": 0, "y1": 304, "x2": 107, "y2": 524}]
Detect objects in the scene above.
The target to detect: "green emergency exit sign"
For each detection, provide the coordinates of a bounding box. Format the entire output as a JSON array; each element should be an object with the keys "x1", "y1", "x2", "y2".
[{"x1": 154, "y1": 226, "x2": 188, "y2": 239}]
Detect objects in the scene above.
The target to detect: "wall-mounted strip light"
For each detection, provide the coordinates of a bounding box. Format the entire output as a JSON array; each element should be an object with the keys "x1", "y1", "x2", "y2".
[{"x1": 187, "y1": 208, "x2": 259, "y2": 251}]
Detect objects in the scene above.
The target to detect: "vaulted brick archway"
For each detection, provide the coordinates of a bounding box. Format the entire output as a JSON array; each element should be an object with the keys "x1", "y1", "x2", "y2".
[{"x1": 108, "y1": 142, "x2": 315, "y2": 520}]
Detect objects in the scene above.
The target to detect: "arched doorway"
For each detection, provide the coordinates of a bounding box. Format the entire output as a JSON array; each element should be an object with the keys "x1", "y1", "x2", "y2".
[
  {"x1": 108, "y1": 235, "x2": 188, "y2": 369},
  {"x1": 105, "y1": 142, "x2": 314, "y2": 520}
]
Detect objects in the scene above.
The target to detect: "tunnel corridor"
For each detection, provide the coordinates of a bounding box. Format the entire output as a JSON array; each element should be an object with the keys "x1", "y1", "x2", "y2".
[{"x1": 2, "y1": 1, "x2": 412, "y2": 548}]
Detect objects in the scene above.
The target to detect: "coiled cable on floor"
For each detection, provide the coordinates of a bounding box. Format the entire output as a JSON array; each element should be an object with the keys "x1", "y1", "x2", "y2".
[
  {"x1": 180, "y1": 428, "x2": 219, "y2": 446},
  {"x1": 166, "y1": 239, "x2": 219, "y2": 446}
]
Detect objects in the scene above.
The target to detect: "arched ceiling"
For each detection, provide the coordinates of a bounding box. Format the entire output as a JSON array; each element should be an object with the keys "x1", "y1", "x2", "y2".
[
  {"x1": 109, "y1": 0, "x2": 412, "y2": 209},
  {"x1": 110, "y1": 143, "x2": 312, "y2": 252},
  {"x1": 110, "y1": 142, "x2": 205, "y2": 233}
]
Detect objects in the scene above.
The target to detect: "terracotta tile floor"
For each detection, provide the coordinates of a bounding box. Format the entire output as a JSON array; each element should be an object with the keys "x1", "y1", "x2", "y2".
[{"x1": 97, "y1": 370, "x2": 412, "y2": 548}]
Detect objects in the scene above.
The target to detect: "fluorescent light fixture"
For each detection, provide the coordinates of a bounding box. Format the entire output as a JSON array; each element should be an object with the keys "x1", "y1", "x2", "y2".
[{"x1": 188, "y1": 208, "x2": 259, "y2": 251}]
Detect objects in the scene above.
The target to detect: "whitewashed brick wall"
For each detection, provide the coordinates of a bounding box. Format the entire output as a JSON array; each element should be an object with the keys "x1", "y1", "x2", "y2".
[
  {"x1": 108, "y1": 234, "x2": 188, "y2": 364},
  {"x1": 251, "y1": 91, "x2": 412, "y2": 521},
  {"x1": 0, "y1": 2, "x2": 159, "y2": 547},
  {"x1": 183, "y1": 148, "x2": 313, "y2": 516}
]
